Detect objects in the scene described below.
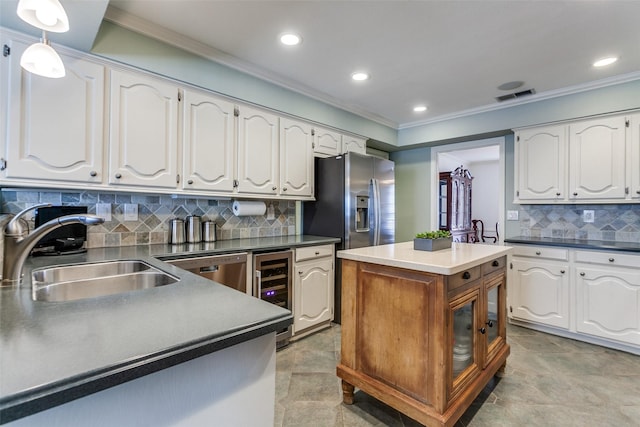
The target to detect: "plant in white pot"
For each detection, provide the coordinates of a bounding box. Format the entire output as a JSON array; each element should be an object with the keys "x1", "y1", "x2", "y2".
[{"x1": 414, "y1": 230, "x2": 452, "y2": 251}]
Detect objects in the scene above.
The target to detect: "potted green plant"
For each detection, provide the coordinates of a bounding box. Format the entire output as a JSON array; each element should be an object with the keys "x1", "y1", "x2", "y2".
[{"x1": 414, "y1": 230, "x2": 453, "y2": 251}]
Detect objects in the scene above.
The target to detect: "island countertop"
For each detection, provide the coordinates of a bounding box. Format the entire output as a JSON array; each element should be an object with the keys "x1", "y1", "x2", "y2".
[
  {"x1": 0, "y1": 235, "x2": 339, "y2": 424},
  {"x1": 337, "y1": 241, "x2": 512, "y2": 275}
]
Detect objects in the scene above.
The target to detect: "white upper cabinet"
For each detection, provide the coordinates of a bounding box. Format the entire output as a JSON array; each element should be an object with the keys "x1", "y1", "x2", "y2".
[
  {"x1": 342, "y1": 135, "x2": 367, "y2": 155},
  {"x1": 280, "y1": 118, "x2": 314, "y2": 198},
  {"x1": 515, "y1": 125, "x2": 566, "y2": 201},
  {"x1": 236, "y1": 105, "x2": 279, "y2": 195},
  {"x1": 514, "y1": 112, "x2": 636, "y2": 203},
  {"x1": 568, "y1": 116, "x2": 626, "y2": 200},
  {"x1": 313, "y1": 126, "x2": 342, "y2": 157},
  {"x1": 2, "y1": 39, "x2": 105, "y2": 185},
  {"x1": 630, "y1": 113, "x2": 640, "y2": 199},
  {"x1": 109, "y1": 70, "x2": 180, "y2": 189},
  {"x1": 182, "y1": 90, "x2": 236, "y2": 193}
]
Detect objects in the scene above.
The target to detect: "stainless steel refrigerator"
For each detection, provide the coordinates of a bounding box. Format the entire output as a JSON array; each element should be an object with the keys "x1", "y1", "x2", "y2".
[{"x1": 303, "y1": 152, "x2": 395, "y2": 322}]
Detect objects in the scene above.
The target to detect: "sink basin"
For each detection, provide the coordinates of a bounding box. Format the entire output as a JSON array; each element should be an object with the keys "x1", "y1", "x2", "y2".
[{"x1": 31, "y1": 260, "x2": 179, "y2": 302}]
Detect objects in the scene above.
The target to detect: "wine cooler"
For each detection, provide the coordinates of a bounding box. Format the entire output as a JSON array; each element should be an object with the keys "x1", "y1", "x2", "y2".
[{"x1": 253, "y1": 250, "x2": 293, "y2": 348}]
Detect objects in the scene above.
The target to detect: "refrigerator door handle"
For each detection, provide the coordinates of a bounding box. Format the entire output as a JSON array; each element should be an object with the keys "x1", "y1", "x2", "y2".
[{"x1": 372, "y1": 178, "x2": 381, "y2": 245}]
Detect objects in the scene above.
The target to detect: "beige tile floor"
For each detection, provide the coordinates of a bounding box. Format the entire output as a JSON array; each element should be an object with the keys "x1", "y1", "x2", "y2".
[{"x1": 275, "y1": 323, "x2": 640, "y2": 426}]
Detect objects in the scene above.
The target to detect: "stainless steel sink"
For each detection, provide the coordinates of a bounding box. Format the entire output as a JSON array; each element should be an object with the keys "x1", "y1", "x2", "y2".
[{"x1": 31, "y1": 260, "x2": 179, "y2": 302}]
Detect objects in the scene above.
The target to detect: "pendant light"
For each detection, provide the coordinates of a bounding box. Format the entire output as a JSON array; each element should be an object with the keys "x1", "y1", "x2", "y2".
[{"x1": 16, "y1": 0, "x2": 69, "y2": 78}]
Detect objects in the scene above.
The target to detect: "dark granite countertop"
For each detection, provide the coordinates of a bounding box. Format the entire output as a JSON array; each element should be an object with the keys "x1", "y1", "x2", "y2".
[
  {"x1": 504, "y1": 236, "x2": 640, "y2": 253},
  {"x1": 0, "y1": 235, "x2": 339, "y2": 424}
]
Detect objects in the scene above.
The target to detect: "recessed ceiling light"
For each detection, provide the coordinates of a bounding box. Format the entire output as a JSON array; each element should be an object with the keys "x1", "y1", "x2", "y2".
[
  {"x1": 280, "y1": 33, "x2": 302, "y2": 46},
  {"x1": 351, "y1": 72, "x2": 370, "y2": 81},
  {"x1": 413, "y1": 105, "x2": 427, "y2": 112},
  {"x1": 593, "y1": 56, "x2": 618, "y2": 67}
]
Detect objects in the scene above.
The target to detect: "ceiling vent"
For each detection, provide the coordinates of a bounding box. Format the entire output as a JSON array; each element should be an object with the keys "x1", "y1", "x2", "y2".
[{"x1": 495, "y1": 89, "x2": 536, "y2": 102}]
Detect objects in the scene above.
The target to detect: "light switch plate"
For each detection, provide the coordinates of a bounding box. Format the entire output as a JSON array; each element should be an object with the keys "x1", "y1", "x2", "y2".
[
  {"x1": 96, "y1": 203, "x2": 112, "y2": 222},
  {"x1": 506, "y1": 210, "x2": 519, "y2": 221},
  {"x1": 124, "y1": 204, "x2": 138, "y2": 221},
  {"x1": 583, "y1": 210, "x2": 595, "y2": 223}
]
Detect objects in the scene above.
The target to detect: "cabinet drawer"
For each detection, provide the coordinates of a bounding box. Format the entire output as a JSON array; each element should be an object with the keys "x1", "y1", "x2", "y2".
[
  {"x1": 447, "y1": 266, "x2": 481, "y2": 292},
  {"x1": 575, "y1": 250, "x2": 640, "y2": 269},
  {"x1": 295, "y1": 244, "x2": 334, "y2": 262},
  {"x1": 481, "y1": 256, "x2": 506, "y2": 276},
  {"x1": 512, "y1": 246, "x2": 568, "y2": 261}
]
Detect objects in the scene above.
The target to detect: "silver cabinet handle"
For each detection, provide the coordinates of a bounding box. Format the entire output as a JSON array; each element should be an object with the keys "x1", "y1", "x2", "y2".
[
  {"x1": 580, "y1": 272, "x2": 585, "y2": 276},
  {"x1": 609, "y1": 258, "x2": 615, "y2": 263}
]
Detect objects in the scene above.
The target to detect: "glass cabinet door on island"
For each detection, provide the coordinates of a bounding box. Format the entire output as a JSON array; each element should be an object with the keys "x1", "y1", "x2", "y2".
[{"x1": 448, "y1": 287, "x2": 481, "y2": 399}]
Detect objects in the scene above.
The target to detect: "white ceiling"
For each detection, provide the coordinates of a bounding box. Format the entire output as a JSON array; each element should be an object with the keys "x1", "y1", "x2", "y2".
[{"x1": 2, "y1": 1, "x2": 639, "y2": 129}]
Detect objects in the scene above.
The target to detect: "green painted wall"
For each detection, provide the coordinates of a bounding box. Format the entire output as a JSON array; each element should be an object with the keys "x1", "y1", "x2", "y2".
[{"x1": 91, "y1": 21, "x2": 397, "y2": 145}]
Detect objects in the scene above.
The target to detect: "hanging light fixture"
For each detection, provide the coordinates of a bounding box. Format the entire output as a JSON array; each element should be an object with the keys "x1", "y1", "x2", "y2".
[{"x1": 16, "y1": 0, "x2": 69, "y2": 78}]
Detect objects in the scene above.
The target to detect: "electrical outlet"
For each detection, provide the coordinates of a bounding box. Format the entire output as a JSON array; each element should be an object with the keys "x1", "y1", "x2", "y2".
[
  {"x1": 96, "y1": 203, "x2": 112, "y2": 221},
  {"x1": 583, "y1": 210, "x2": 595, "y2": 223},
  {"x1": 124, "y1": 204, "x2": 138, "y2": 221},
  {"x1": 506, "y1": 210, "x2": 519, "y2": 221}
]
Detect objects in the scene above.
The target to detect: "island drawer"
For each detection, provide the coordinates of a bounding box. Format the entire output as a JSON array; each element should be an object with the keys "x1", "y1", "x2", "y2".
[
  {"x1": 447, "y1": 266, "x2": 481, "y2": 291},
  {"x1": 481, "y1": 256, "x2": 506, "y2": 276},
  {"x1": 575, "y1": 250, "x2": 640, "y2": 269},
  {"x1": 295, "y1": 244, "x2": 334, "y2": 262},
  {"x1": 512, "y1": 245, "x2": 568, "y2": 261}
]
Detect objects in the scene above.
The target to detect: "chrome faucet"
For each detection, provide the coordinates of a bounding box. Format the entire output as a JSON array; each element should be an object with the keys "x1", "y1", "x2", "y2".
[{"x1": 2, "y1": 204, "x2": 105, "y2": 286}]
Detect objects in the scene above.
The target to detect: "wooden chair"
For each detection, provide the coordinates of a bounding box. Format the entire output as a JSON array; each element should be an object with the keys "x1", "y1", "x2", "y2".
[{"x1": 471, "y1": 219, "x2": 498, "y2": 243}]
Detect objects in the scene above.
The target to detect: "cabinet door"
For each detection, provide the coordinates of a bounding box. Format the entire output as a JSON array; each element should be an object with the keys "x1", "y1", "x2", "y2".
[
  {"x1": 3, "y1": 39, "x2": 104, "y2": 184},
  {"x1": 236, "y1": 105, "x2": 279, "y2": 195},
  {"x1": 515, "y1": 125, "x2": 566, "y2": 201},
  {"x1": 313, "y1": 127, "x2": 341, "y2": 157},
  {"x1": 343, "y1": 135, "x2": 367, "y2": 155},
  {"x1": 569, "y1": 116, "x2": 626, "y2": 200},
  {"x1": 280, "y1": 118, "x2": 314, "y2": 197},
  {"x1": 183, "y1": 90, "x2": 236, "y2": 193},
  {"x1": 109, "y1": 70, "x2": 179, "y2": 189},
  {"x1": 483, "y1": 272, "x2": 507, "y2": 369},
  {"x1": 630, "y1": 113, "x2": 640, "y2": 199},
  {"x1": 448, "y1": 287, "x2": 481, "y2": 400},
  {"x1": 510, "y1": 258, "x2": 570, "y2": 329},
  {"x1": 576, "y1": 267, "x2": 640, "y2": 345},
  {"x1": 293, "y1": 258, "x2": 334, "y2": 334}
]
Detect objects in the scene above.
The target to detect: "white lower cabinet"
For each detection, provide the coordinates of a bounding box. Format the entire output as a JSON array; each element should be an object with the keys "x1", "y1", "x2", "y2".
[
  {"x1": 293, "y1": 245, "x2": 334, "y2": 336},
  {"x1": 510, "y1": 258, "x2": 570, "y2": 329},
  {"x1": 509, "y1": 244, "x2": 640, "y2": 353}
]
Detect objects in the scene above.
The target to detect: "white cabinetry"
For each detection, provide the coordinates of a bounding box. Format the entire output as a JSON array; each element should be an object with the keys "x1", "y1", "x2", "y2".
[
  {"x1": 575, "y1": 250, "x2": 640, "y2": 346},
  {"x1": 2, "y1": 39, "x2": 105, "y2": 186},
  {"x1": 342, "y1": 135, "x2": 367, "y2": 155},
  {"x1": 280, "y1": 118, "x2": 314, "y2": 197},
  {"x1": 293, "y1": 245, "x2": 334, "y2": 336},
  {"x1": 509, "y1": 244, "x2": 640, "y2": 354},
  {"x1": 514, "y1": 113, "x2": 635, "y2": 203},
  {"x1": 236, "y1": 105, "x2": 279, "y2": 196},
  {"x1": 182, "y1": 90, "x2": 236, "y2": 193},
  {"x1": 568, "y1": 116, "x2": 626, "y2": 200},
  {"x1": 630, "y1": 113, "x2": 640, "y2": 200},
  {"x1": 515, "y1": 125, "x2": 566, "y2": 201},
  {"x1": 109, "y1": 70, "x2": 180, "y2": 189},
  {"x1": 313, "y1": 126, "x2": 342, "y2": 157},
  {"x1": 509, "y1": 247, "x2": 570, "y2": 329}
]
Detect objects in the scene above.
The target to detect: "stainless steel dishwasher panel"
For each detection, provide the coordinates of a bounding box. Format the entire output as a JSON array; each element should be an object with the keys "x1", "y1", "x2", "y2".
[{"x1": 165, "y1": 253, "x2": 248, "y2": 293}]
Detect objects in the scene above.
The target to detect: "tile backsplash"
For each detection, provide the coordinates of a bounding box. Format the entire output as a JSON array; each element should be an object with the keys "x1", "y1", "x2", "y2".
[
  {"x1": 0, "y1": 189, "x2": 296, "y2": 248},
  {"x1": 518, "y1": 204, "x2": 640, "y2": 242}
]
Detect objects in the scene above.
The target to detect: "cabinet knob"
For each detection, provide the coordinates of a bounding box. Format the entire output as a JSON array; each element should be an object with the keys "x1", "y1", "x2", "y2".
[
  {"x1": 637, "y1": 190, "x2": 640, "y2": 195},
  {"x1": 580, "y1": 272, "x2": 585, "y2": 277},
  {"x1": 478, "y1": 327, "x2": 486, "y2": 334},
  {"x1": 283, "y1": 187, "x2": 287, "y2": 192},
  {"x1": 115, "y1": 173, "x2": 122, "y2": 179},
  {"x1": 187, "y1": 179, "x2": 194, "y2": 185},
  {"x1": 486, "y1": 320, "x2": 494, "y2": 328},
  {"x1": 556, "y1": 192, "x2": 561, "y2": 196},
  {"x1": 608, "y1": 258, "x2": 615, "y2": 263},
  {"x1": 492, "y1": 260, "x2": 499, "y2": 267},
  {"x1": 90, "y1": 170, "x2": 97, "y2": 177},
  {"x1": 462, "y1": 271, "x2": 471, "y2": 280},
  {"x1": 272, "y1": 186, "x2": 277, "y2": 191},
  {"x1": 535, "y1": 251, "x2": 541, "y2": 255},
  {"x1": 560, "y1": 270, "x2": 565, "y2": 274},
  {"x1": 315, "y1": 251, "x2": 320, "y2": 255},
  {"x1": 573, "y1": 192, "x2": 578, "y2": 196}
]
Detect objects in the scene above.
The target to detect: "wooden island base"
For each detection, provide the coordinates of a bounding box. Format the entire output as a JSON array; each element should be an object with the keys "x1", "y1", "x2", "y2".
[{"x1": 336, "y1": 251, "x2": 511, "y2": 427}]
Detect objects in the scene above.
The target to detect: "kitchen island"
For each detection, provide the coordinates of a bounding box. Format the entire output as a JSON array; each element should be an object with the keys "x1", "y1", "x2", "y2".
[
  {"x1": 0, "y1": 235, "x2": 338, "y2": 426},
  {"x1": 336, "y1": 242, "x2": 512, "y2": 427}
]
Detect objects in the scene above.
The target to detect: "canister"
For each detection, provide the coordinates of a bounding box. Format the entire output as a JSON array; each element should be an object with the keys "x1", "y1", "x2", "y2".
[
  {"x1": 168, "y1": 218, "x2": 185, "y2": 244},
  {"x1": 202, "y1": 221, "x2": 217, "y2": 242}
]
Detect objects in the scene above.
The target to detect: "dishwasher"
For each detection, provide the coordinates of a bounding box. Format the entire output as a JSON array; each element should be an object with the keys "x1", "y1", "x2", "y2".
[{"x1": 164, "y1": 252, "x2": 248, "y2": 294}]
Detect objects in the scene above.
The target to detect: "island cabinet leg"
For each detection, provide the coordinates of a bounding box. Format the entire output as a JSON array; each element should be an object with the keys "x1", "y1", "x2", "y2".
[{"x1": 341, "y1": 380, "x2": 355, "y2": 404}]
